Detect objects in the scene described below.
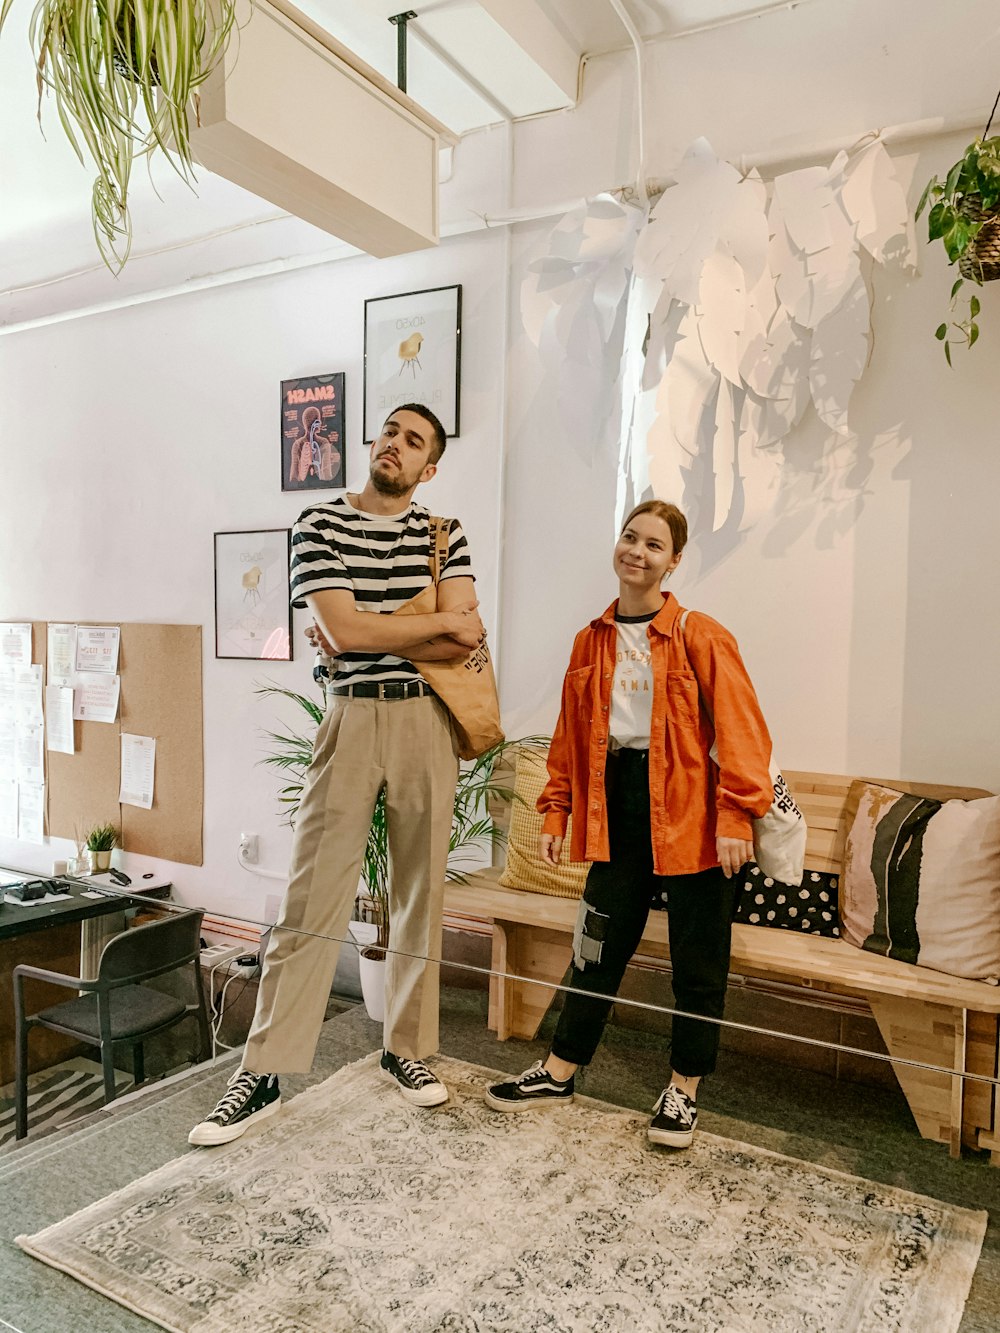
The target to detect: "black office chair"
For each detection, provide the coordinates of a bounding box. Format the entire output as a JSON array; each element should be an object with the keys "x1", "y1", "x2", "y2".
[{"x1": 13, "y1": 908, "x2": 211, "y2": 1139}]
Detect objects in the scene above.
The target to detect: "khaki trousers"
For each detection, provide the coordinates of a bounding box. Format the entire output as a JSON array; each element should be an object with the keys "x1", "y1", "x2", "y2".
[{"x1": 243, "y1": 692, "x2": 459, "y2": 1073}]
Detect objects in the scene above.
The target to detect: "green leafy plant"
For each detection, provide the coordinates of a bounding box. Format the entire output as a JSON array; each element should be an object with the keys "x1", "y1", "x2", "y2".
[
  {"x1": 916, "y1": 133, "x2": 1000, "y2": 362},
  {"x1": 255, "y1": 682, "x2": 545, "y2": 954},
  {"x1": 83, "y1": 821, "x2": 119, "y2": 852},
  {"x1": 0, "y1": 0, "x2": 241, "y2": 270}
]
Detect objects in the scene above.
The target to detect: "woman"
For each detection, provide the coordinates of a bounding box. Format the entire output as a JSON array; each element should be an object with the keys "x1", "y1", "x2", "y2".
[{"x1": 485, "y1": 500, "x2": 774, "y2": 1147}]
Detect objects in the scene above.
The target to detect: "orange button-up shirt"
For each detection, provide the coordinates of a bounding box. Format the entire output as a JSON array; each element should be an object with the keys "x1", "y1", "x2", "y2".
[{"x1": 538, "y1": 593, "x2": 774, "y2": 876}]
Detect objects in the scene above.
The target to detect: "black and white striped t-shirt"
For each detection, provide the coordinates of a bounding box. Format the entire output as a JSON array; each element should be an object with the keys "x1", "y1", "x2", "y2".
[{"x1": 290, "y1": 496, "x2": 474, "y2": 688}]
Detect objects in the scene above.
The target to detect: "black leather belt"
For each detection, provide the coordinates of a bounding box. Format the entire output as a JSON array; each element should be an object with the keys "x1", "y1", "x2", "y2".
[{"x1": 328, "y1": 680, "x2": 432, "y2": 700}]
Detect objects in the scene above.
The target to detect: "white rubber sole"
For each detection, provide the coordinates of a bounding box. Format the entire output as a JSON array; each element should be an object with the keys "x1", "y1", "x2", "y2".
[
  {"x1": 647, "y1": 1122, "x2": 695, "y2": 1148},
  {"x1": 484, "y1": 1089, "x2": 575, "y2": 1113},
  {"x1": 380, "y1": 1066, "x2": 449, "y2": 1107},
  {"x1": 187, "y1": 1095, "x2": 281, "y2": 1146}
]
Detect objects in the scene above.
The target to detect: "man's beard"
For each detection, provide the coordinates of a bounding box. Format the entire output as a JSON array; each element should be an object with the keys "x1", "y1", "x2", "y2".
[{"x1": 370, "y1": 458, "x2": 410, "y2": 497}]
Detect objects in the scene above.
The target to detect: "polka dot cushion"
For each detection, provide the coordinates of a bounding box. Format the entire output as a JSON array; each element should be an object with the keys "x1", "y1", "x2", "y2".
[{"x1": 734, "y1": 865, "x2": 841, "y2": 937}]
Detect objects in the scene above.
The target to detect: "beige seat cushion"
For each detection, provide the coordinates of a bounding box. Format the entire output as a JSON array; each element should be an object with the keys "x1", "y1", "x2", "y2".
[
  {"x1": 498, "y1": 749, "x2": 590, "y2": 899},
  {"x1": 841, "y1": 780, "x2": 1000, "y2": 983}
]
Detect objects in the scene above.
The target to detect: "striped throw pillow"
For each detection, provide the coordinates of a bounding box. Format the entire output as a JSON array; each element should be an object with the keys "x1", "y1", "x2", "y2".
[
  {"x1": 498, "y1": 749, "x2": 590, "y2": 899},
  {"x1": 841, "y1": 781, "x2": 1000, "y2": 983}
]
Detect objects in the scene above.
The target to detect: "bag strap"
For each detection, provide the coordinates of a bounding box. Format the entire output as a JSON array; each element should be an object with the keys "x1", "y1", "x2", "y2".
[
  {"x1": 677, "y1": 607, "x2": 714, "y2": 728},
  {"x1": 427, "y1": 516, "x2": 451, "y2": 585}
]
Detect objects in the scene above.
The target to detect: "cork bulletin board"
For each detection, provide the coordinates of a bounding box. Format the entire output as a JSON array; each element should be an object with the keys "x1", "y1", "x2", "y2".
[{"x1": 31, "y1": 621, "x2": 204, "y2": 865}]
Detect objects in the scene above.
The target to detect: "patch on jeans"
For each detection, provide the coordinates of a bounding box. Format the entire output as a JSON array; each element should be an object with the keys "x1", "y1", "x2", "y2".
[{"x1": 572, "y1": 902, "x2": 610, "y2": 970}]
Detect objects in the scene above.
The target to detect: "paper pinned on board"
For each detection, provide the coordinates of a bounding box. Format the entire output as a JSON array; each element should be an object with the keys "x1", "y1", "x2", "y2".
[
  {"x1": 14, "y1": 664, "x2": 43, "y2": 724},
  {"x1": 0, "y1": 776, "x2": 17, "y2": 838},
  {"x1": 75, "y1": 625, "x2": 120, "y2": 676},
  {"x1": 74, "y1": 673, "x2": 120, "y2": 724},
  {"x1": 45, "y1": 684, "x2": 75, "y2": 754},
  {"x1": 47, "y1": 623, "x2": 77, "y2": 687},
  {"x1": 0, "y1": 623, "x2": 32, "y2": 667},
  {"x1": 120, "y1": 733, "x2": 156, "y2": 810},
  {"x1": 16, "y1": 720, "x2": 44, "y2": 786},
  {"x1": 17, "y1": 781, "x2": 45, "y2": 844}
]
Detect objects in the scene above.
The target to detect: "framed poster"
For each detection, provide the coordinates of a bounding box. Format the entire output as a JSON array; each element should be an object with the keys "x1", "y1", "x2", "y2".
[
  {"x1": 363, "y1": 284, "x2": 461, "y2": 442},
  {"x1": 214, "y1": 530, "x2": 292, "y2": 660},
  {"x1": 281, "y1": 372, "x2": 345, "y2": 492}
]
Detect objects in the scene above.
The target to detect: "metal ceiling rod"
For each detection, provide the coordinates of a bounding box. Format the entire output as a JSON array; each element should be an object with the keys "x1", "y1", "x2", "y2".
[
  {"x1": 607, "y1": 0, "x2": 648, "y2": 208},
  {"x1": 388, "y1": 10, "x2": 418, "y2": 94}
]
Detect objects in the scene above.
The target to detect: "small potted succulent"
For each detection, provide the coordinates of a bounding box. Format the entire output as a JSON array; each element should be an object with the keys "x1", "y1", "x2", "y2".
[
  {"x1": 84, "y1": 821, "x2": 120, "y2": 873},
  {"x1": 916, "y1": 123, "x2": 1000, "y2": 363}
]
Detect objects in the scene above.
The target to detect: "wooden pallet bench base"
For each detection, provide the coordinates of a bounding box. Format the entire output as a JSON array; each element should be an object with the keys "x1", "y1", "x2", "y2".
[{"x1": 442, "y1": 769, "x2": 1000, "y2": 1165}]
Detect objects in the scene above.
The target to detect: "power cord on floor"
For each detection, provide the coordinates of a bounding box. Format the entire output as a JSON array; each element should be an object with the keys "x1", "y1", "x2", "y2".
[{"x1": 210, "y1": 960, "x2": 262, "y2": 1057}]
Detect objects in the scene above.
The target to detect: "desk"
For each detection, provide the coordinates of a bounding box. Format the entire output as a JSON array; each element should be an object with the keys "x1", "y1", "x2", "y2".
[{"x1": 0, "y1": 871, "x2": 172, "y2": 1083}]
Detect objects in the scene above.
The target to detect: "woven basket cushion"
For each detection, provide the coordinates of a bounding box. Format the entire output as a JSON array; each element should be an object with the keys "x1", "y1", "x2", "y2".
[
  {"x1": 841, "y1": 781, "x2": 1000, "y2": 983},
  {"x1": 498, "y1": 749, "x2": 590, "y2": 899}
]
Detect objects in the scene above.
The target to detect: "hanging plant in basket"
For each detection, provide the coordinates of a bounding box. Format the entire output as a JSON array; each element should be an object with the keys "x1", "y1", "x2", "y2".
[
  {"x1": 0, "y1": 0, "x2": 242, "y2": 272},
  {"x1": 916, "y1": 93, "x2": 1000, "y2": 362}
]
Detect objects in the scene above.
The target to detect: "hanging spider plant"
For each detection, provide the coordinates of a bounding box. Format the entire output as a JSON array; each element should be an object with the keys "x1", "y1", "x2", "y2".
[
  {"x1": 255, "y1": 682, "x2": 544, "y2": 954},
  {"x1": 0, "y1": 0, "x2": 242, "y2": 271}
]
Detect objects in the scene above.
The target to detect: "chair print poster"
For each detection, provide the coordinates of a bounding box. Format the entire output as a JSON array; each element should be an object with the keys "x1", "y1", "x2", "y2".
[
  {"x1": 214, "y1": 529, "x2": 292, "y2": 660},
  {"x1": 363, "y1": 285, "x2": 462, "y2": 441}
]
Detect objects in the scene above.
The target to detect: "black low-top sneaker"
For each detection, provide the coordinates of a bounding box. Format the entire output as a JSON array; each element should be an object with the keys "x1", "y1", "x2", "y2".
[
  {"x1": 485, "y1": 1060, "x2": 575, "y2": 1112},
  {"x1": 187, "y1": 1070, "x2": 281, "y2": 1146},
  {"x1": 648, "y1": 1084, "x2": 698, "y2": 1148},
  {"x1": 380, "y1": 1050, "x2": 449, "y2": 1106}
]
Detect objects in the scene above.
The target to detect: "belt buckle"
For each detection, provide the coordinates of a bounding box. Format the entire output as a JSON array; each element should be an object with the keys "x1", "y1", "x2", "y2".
[{"x1": 378, "y1": 682, "x2": 386, "y2": 701}]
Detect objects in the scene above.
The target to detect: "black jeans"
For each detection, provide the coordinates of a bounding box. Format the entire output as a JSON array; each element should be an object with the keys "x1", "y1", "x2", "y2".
[{"x1": 551, "y1": 748, "x2": 738, "y2": 1078}]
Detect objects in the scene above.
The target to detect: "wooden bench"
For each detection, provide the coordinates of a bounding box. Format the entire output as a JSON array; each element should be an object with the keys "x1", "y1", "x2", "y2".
[{"x1": 443, "y1": 770, "x2": 1000, "y2": 1164}]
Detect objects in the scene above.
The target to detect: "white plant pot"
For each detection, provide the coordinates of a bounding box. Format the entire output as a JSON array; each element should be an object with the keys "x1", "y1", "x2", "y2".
[{"x1": 357, "y1": 946, "x2": 386, "y2": 1024}]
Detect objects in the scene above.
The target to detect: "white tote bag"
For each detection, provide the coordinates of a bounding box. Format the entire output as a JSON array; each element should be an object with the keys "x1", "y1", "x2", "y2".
[{"x1": 678, "y1": 610, "x2": 806, "y2": 886}]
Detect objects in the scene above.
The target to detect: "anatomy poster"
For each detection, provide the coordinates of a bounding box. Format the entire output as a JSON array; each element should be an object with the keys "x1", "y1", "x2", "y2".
[{"x1": 281, "y1": 373, "x2": 345, "y2": 492}]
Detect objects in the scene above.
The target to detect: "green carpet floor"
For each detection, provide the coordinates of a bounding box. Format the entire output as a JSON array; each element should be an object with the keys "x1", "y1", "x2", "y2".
[{"x1": 1, "y1": 987, "x2": 997, "y2": 1332}]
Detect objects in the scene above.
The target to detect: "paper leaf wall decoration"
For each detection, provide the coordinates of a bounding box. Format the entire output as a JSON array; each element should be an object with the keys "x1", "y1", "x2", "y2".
[
  {"x1": 616, "y1": 137, "x2": 915, "y2": 546},
  {"x1": 520, "y1": 195, "x2": 643, "y2": 466},
  {"x1": 518, "y1": 136, "x2": 914, "y2": 551}
]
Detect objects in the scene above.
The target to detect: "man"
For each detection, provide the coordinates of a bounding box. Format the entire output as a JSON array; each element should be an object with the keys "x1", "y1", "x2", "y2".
[{"x1": 189, "y1": 403, "x2": 482, "y2": 1146}]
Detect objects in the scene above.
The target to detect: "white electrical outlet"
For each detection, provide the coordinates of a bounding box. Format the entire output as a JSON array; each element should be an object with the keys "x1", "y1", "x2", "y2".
[{"x1": 240, "y1": 831, "x2": 259, "y2": 863}]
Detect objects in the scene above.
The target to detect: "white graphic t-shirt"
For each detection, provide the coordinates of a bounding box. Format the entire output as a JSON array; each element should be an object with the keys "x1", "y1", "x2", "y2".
[{"x1": 610, "y1": 611, "x2": 656, "y2": 749}]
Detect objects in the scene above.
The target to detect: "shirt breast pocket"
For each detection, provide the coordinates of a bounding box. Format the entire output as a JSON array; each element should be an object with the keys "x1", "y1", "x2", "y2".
[
  {"x1": 565, "y1": 665, "x2": 595, "y2": 716},
  {"x1": 666, "y1": 670, "x2": 700, "y2": 728}
]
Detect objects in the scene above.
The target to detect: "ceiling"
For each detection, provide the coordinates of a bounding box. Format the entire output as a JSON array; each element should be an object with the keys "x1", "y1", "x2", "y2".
[{"x1": 0, "y1": 0, "x2": 808, "y2": 325}]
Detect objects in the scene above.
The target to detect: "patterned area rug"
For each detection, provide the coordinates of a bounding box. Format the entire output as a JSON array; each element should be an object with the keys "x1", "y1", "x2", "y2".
[
  {"x1": 17, "y1": 1053, "x2": 986, "y2": 1333},
  {"x1": 0, "y1": 1058, "x2": 132, "y2": 1150}
]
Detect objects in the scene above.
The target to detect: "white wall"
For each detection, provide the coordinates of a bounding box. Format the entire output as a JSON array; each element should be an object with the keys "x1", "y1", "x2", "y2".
[
  {"x1": 3, "y1": 0, "x2": 1000, "y2": 924},
  {"x1": 498, "y1": 117, "x2": 1000, "y2": 792},
  {"x1": 0, "y1": 226, "x2": 508, "y2": 922}
]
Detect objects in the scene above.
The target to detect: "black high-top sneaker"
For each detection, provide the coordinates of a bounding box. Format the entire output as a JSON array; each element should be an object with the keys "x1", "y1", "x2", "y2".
[
  {"x1": 188, "y1": 1069, "x2": 281, "y2": 1146},
  {"x1": 379, "y1": 1050, "x2": 449, "y2": 1106}
]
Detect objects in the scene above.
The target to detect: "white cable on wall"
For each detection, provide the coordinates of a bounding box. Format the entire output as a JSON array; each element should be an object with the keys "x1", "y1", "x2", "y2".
[{"x1": 607, "y1": 0, "x2": 648, "y2": 209}]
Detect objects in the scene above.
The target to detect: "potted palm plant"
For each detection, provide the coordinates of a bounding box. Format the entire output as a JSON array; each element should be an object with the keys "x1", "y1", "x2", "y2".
[
  {"x1": 0, "y1": 0, "x2": 241, "y2": 270},
  {"x1": 256, "y1": 683, "x2": 541, "y2": 1020},
  {"x1": 916, "y1": 108, "x2": 1000, "y2": 362}
]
